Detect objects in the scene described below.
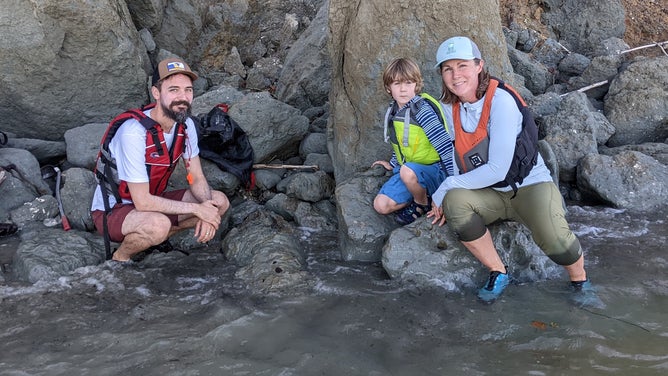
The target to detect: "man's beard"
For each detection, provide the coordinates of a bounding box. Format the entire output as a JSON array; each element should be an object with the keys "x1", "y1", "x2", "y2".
[{"x1": 162, "y1": 100, "x2": 192, "y2": 124}]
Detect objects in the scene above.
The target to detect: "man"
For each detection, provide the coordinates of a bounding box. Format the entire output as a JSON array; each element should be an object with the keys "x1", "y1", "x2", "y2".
[{"x1": 91, "y1": 58, "x2": 229, "y2": 262}]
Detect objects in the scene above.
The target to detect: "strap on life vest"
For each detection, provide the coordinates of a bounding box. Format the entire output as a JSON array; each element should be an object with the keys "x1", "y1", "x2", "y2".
[{"x1": 452, "y1": 79, "x2": 498, "y2": 172}]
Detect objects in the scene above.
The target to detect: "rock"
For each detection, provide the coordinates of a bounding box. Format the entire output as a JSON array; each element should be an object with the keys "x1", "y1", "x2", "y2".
[
  {"x1": 65, "y1": 123, "x2": 107, "y2": 170},
  {"x1": 228, "y1": 92, "x2": 309, "y2": 162},
  {"x1": 0, "y1": 0, "x2": 149, "y2": 139},
  {"x1": 13, "y1": 224, "x2": 104, "y2": 283},
  {"x1": 335, "y1": 168, "x2": 398, "y2": 261},
  {"x1": 604, "y1": 57, "x2": 668, "y2": 146},
  {"x1": 577, "y1": 151, "x2": 668, "y2": 211},
  {"x1": 276, "y1": 2, "x2": 331, "y2": 111},
  {"x1": 541, "y1": 0, "x2": 625, "y2": 57},
  {"x1": 328, "y1": 0, "x2": 514, "y2": 181},
  {"x1": 382, "y1": 219, "x2": 562, "y2": 290},
  {"x1": 276, "y1": 170, "x2": 335, "y2": 203},
  {"x1": 541, "y1": 91, "x2": 615, "y2": 181},
  {"x1": 221, "y1": 209, "x2": 311, "y2": 295},
  {"x1": 508, "y1": 46, "x2": 553, "y2": 95},
  {"x1": 299, "y1": 132, "x2": 328, "y2": 158}
]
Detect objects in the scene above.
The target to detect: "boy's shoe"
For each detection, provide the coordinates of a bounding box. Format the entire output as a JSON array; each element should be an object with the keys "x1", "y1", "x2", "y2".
[
  {"x1": 477, "y1": 269, "x2": 510, "y2": 303},
  {"x1": 395, "y1": 200, "x2": 431, "y2": 225},
  {"x1": 570, "y1": 279, "x2": 605, "y2": 309}
]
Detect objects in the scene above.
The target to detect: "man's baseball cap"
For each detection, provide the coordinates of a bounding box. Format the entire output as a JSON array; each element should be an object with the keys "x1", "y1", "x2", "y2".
[
  {"x1": 434, "y1": 36, "x2": 482, "y2": 68},
  {"x1": 152, "y1": 58, "x2": 198, "y2": 86}
]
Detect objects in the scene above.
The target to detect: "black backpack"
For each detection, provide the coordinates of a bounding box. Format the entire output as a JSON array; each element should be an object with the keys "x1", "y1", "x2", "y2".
[
  {"x1": 489, "y1": 77, "x2": 539, "y2": 198},
  {"x1": 194, "y1": 104, "x2": 255, "y2": 188}
]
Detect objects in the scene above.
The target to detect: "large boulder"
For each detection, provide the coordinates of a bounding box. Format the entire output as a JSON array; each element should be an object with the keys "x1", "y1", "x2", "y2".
[
  {"x1": 0, "y1": 0, "x2": 150, "y2": 139},
  {"x1": 328, "y1": 0, "x2": 515, "y2": 181},
  {"x1": 577, "y1": 151, "x2": 668, "y2": 212},
  {"x1": 540, "y1": 91, "x2": 615, "y2": 182},
  {"x1": 541, "y1": 0, "x2": 625, "y2": 57},
  {"x1": 382, "y1": 219, "x2": 563, "y2": 290},
  {"x1": 276, "y1": 1, "x2": 331, "y2": 111},
  {"x1": 604, "y1": 57, "x2": 668, "y2": 146}
]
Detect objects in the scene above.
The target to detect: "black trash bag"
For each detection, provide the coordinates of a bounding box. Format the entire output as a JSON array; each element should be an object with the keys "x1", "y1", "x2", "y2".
[{"x1": 194, "y1": 104, "x2": 255, "y2": 188}]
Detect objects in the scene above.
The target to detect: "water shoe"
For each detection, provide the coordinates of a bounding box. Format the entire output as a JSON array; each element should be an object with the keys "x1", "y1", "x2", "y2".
[
  {"x1": 477, "y1": 269, "x2": 510, "y2": 303},
  {"x1": 570, "y1": 279, "x2": 605, "y2": 309}
]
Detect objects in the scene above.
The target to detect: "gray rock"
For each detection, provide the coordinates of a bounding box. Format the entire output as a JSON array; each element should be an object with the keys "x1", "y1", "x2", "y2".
[
  {"x1": 65, "y1": 123, "x2": 107, "y2": 170},
  {"x1": 126, "y1": 0, "x2": 164, "y2": 31},
  {"x1": 558, "y1": 53, "x2": 591, "y2": 77},
  {"x1": 293, "y1": 199, "x2": 337, "y2": 231},
  {"x1": 59, "y1": 168, "x2": 97, "y2": 232},
  {"x1": 532, "y1": 38, "x2": 568, "y2": 70},
  {"x1": 13, "y1": 225, "x2": 104, "y2": 283},
  {"x1": 299, "y1": 132, "x2": 328, "y2": 158},
  {"x1": 567, "y1": 55, "x2": 623, "y2": 100},
  {"x1": 599, "y1": 143, "x2": 668, "y2": 165},
  {"x1": 604, "y1": 57, "x2": 668, "y2": 146},
  {"x1": 541, "y1": 92, "x2": 615, "y2": 181},
  {"x1": 304, "y1": 153, "x2": 334, "y2": 174},
  {"x1": 0, "y1": 0, "x2": 149, "y2": 139},
  {"x1": 3, "y1": 138, "x2": 66, "y2": 165},
  {"x1": 335, "y1": 168, "x2": 398, "y2": 262},
  {"x1": 508, "y1": 47, "x2": 553, "y2": 95},
  {"x1": 228, "y1": 92, "x2": 309, "y2": 163},
  {"x1": 254, "y1": 169, "x2": 284, "y2": 190},
  {"x1": 221, "y1": 209, "x2": 310, "y2": 295},
  {"x1": 277, "y1": 170, "x2": 334, "y2": 203},
  {"x1": 382, "y1": 220, "x2": 563, "y2": 290},
  {"x1": 246, "y1": 56, "x2": 283, "y2": 91},
  {"x1": 265, "y1": 193, "x2": 300, "y2": 221},
  {"x1": 577, "y1": 151, "x2": 668, "y2": 211},
  {"x1": 223, "y1": 46, "x2": 247, "y2": 78},
  {"x1": 10, "y1": 195, "x2": 59, "y2": 227},
  {"x1": 191, "y1": 85, "x2": 245, "y2": 116},
  {"x1": 276, "y1": 3, "x2": 330, "y2": 111},
  {"x1": 542, "y1": 0, "x2": 625, "y2": 57}
]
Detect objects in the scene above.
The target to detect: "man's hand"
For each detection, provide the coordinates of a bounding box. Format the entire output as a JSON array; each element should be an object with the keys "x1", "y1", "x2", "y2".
[
  {"x1": 195, "y1": 200, "x2": 221, "y2": 228},
  {"x1": 195, "y1": 219, "x2": 217, "y2": 243}
]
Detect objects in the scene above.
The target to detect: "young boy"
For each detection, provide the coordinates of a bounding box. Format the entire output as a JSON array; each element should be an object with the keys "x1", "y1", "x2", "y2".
[{"x1": 372, "y1": 57, "x2": 454, "y2": 225}]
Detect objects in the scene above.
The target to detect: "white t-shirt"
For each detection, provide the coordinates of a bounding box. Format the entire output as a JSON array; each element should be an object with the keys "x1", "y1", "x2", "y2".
[{"x1": 90, "y1": 109, "x2": 199, "y2": 211}]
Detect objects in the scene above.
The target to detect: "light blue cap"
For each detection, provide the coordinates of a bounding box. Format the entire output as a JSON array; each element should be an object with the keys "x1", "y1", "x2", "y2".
[{"x1": 434, "y1": 36, "x2": 482, "y2": 68}]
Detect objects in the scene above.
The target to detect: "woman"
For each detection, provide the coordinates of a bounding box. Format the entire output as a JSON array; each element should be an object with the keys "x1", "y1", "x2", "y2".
[{"x1": 428, "y1": 36, "x2": 601, "y2": 307}]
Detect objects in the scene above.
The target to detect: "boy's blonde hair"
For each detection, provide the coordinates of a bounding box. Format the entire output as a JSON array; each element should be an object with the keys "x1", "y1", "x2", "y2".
[{"x1": 382, "y1": 58, "x2": 424, "y2": 94}]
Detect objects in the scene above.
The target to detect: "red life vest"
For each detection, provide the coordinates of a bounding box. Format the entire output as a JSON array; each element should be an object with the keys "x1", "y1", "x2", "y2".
[
  {"x1": 452, "y1": 77, "x2": 538, "y2": 196},
  {"x1": 95, "y1": 103, "x2": 189, "y2": 205}
]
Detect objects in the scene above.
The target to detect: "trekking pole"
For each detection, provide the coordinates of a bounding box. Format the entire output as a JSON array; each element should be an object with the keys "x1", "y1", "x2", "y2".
[{"x1": 54, "y1": 167, "x2": 71, "y2": 231}]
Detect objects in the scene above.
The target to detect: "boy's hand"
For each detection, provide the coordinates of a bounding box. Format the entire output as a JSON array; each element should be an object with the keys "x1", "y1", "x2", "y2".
[{"x1": 371, "y1": 160, "x2": 392, "y2": 170}]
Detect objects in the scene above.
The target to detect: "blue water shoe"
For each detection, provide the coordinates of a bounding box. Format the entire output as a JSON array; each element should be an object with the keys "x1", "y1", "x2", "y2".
[
  {"x1": 477, "y1": 269, "x2": 510, "y2": 303},
  {"x1": 570, "y1": 279, "x2": 605, "y2": 309}
]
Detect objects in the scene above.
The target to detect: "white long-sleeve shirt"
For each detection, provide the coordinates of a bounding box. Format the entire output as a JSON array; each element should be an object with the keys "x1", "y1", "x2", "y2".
[{"x1": 432, "y1": 88, "x2": 553, "y2": 207}]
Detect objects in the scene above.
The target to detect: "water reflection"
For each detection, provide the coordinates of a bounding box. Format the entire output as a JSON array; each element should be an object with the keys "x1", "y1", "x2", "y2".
[{"x1": 0, "y1": 206, "x2": 666, "y2": 375}]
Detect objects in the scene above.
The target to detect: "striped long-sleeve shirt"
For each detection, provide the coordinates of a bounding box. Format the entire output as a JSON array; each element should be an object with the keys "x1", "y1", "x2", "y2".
[{"x1": 389, "y1": 95, "x2": 454, "y2": 176}]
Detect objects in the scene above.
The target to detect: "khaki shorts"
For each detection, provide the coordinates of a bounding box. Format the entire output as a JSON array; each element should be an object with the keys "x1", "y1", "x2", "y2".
[{"x1": 443, "y1": 182, "x2": 582, "y2": 265}]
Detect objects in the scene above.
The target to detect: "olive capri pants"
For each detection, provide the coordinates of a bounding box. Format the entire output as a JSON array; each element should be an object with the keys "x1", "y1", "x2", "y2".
[{"x1": 443, "y1": 182, "x2": 582, "y2": 266}]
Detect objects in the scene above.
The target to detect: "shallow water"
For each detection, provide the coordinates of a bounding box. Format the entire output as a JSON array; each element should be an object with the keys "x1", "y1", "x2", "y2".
[{"x1": 0, "y1": 205, "x2": 666, "y2": 376}]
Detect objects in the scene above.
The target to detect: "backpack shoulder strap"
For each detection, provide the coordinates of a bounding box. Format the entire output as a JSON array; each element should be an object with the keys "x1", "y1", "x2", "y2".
[{"x1": 418, "y1": 93, "x2": 450, "y2": 135}]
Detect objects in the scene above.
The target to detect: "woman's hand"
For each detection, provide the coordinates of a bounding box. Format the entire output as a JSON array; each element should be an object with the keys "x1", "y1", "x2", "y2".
[{"x1": 427, "y1": 202, "x2": 447, "y2": 227}]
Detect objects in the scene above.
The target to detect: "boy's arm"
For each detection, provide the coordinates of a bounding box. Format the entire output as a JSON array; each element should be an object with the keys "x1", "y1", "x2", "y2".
[{"x1": 415, "y1": 102, "x2": 454, "y2": 176}]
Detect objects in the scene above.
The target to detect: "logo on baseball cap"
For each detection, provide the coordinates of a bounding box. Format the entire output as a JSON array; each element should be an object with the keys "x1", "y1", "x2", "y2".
[
  {"x1": 152, "y1": 58, "x2": 199, "y2": 86},
  {"x1": 434, "y1": 36, "x2": 482, "y2": 68}
]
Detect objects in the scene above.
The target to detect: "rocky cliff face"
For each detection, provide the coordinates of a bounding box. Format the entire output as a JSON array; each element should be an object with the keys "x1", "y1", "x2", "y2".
[{"x1": 328, "y1": 0, "x2": 515, "y2": 180}]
